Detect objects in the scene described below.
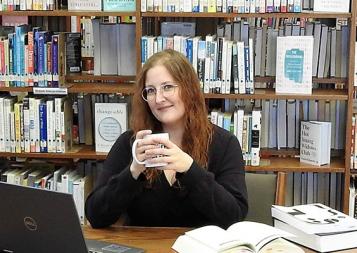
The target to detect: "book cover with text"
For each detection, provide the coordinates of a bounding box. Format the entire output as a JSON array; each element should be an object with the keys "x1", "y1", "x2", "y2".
[
  {"x1": 103, "y1": 0, "x2": 136, "y2": 11},
  {"x1": 276, "y1": 36, "x2": 313, "y2": 94},
  {"x1": 95, "y1": 103, "x2": 127, "y2": 153}
]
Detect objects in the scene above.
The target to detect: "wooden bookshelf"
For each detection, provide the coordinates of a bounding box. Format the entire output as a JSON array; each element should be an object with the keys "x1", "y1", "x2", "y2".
[
  {"x1": 0, "y1": 145, "x2": 107, "y2": 160},
  {"x1": 0, "y1": 0, "x2": 355, "y2": 214},
  {"x1": 255, "y1": 76, "x2": 348, "y2": 84},
  {"x1": 0, "y1": 10, "x2": 137, "y2": 16},
  {"x1": 141, "y1": 11, "x2": 351, "y2": 19},
  {"x1": 203, "y1": 88, "x2": 348, "y2": 100},
  {"x1": 245, "y1": 157, "x2": 345, "y2": 173},
  {"x1": 0, "y1": 83, "x2": 136, "y2": 94},
  {"x1": 0, "y1": 149, "x2": 344, "y2": 173},
  {"x1": 259, "y1": 148, "x2": 344, "y2": 158},
  {"x1": 66, "y1": 83, "x2": 135, "y2": 94},
  {"x1": 66, "y1": 74, "x2": 136, "y2": 83}
]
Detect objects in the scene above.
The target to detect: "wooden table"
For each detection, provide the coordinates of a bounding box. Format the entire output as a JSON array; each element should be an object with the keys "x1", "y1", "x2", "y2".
[{"x1": 84, "y1": 226, "x2": 357, "y2": 253}]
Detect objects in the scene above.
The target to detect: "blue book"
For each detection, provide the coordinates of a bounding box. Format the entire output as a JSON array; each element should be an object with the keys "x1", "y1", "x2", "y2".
[
  {"x1": 103, "y1": 0, "x2": 136, "y2": 11},
  {"x1": 15, "y1": 25, "x2": 28, "y2": 87},
  {"x1": 39, "y1": 101, "x2": 48, "y2": 153},
  {"x1": 141, "y1": 37, "x2": 148, "y2": 65},
  {"x1": 186, "y1": 39, "x2": 193, "y2": 64},
  {"x1": 244, "y1": 46, "x2": 250, "y2": 94},
  {"x1": 33, "y1": 27, "x2": 41, "y2": 87},
  {"x1": 37, "y1": 31, "x2": 52, "y2": 87}
]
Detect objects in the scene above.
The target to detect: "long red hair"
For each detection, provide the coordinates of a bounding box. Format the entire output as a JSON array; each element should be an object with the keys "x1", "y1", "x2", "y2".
[{"x1": 131, "y1": 49, "x2": 213, "y2": 181}]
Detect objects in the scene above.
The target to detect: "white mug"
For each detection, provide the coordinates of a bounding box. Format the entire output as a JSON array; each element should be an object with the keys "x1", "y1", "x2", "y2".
[{"x1": 132, "y1": 133, "x2": 169, "y2": 167}]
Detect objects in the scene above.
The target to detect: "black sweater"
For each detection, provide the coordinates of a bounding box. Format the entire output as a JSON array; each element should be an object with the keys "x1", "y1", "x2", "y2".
[{"x1": 85, "y1": 126, "x2": 248, "y2": 229}]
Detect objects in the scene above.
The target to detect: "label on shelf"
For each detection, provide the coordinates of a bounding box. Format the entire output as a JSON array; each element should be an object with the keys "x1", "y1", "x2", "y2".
[{"x1": 33, "y1": 87, "x2": 68, "y2": 95}]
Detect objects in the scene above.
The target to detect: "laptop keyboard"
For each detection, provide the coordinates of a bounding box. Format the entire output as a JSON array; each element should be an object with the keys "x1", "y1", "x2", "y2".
[{"x1": 88, "y1": 244, "x2": 133, "y2": 253}]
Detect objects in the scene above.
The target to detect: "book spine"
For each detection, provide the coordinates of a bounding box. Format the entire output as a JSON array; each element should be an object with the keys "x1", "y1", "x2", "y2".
[{"x1": 39, "y1": 101, "x2": 47, "y2": 153}]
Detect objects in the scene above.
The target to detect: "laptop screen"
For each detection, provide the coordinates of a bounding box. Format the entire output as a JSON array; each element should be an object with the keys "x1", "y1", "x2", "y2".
[{"x1": 0, "y1": 182, "x2": 89, "y2": 253}]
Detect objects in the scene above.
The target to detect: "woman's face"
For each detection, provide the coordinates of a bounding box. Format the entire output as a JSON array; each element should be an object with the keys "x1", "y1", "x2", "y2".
[{"x1": 144, "y1": 65, "x2": 186, "y2": 128}]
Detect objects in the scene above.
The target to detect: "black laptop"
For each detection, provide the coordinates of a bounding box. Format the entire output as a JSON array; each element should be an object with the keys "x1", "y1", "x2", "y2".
[{"x1": 0, "y1": 182, "x2": 144, "y2": 253}]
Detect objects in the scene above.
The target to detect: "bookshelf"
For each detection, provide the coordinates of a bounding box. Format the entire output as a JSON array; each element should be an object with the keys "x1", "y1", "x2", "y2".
[{"x1": 0, "y1": 0, "x2": 356, "y2": 214}]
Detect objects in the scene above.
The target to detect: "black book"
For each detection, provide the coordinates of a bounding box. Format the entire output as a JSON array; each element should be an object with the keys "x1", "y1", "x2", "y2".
[{"x1": 65, "y1": 32, "x2": 81, "y2": 73}]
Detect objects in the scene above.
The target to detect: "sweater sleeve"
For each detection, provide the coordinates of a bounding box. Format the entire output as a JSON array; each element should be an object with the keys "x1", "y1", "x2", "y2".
[
  {"x1": 176, "y1": 129, "x2": 248, "y2": 229},
  {"x1": 85, "y1": 131, "x2": 146, "y2": 228}
]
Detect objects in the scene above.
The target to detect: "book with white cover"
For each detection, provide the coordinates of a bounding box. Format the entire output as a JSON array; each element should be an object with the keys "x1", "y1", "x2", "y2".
[
  {"x1": 275, "y1": 36, "x2": 313, "y2": 94},
  {"x1": 274, "y1": 219, "x2": 357, "y2": 253},
  {"x1": 313, "y1": 0, "x2": 350, "y2": 13},
  {"x1": 172, "y1": 221, "x2": 303, "y2": 253},
  {"x1": 68, "y1": 0, "x2": 101, "y2": 10},
  {"x1": 95, "y1": 103, "x2": 127, "y2": 152},
  {"x1": 300, "y1": 121, "x2": 331, "y2": 166},
  {"x1": 272, "y1": 203, "x2": 357, "y2": 235}
]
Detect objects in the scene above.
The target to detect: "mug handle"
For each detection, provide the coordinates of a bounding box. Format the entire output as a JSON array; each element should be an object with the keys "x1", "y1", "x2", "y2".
[{"x1": 132, "y1": 139, "x2": 146, "y2": 165}]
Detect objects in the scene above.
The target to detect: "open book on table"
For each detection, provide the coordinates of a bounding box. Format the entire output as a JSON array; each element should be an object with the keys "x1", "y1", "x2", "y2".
[{"x1": 172, "y1": 221, "x2": 304, "y2": 253}]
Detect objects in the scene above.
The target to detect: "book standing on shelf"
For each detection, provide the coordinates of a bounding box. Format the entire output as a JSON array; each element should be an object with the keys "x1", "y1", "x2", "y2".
[
  {"x1": 68, "y1": 0, "x2": 102, "y2": 11},
  {"x1": 313, "y1": 0, "x2": 350, "y2": 13},
  {"x1": 103, "y1": 0, "x2": 136, "y2": 11},
  {"x1": 300, "y1": 121, "x2": 331, "y2": 166},
  {"x1": 275, "y1": 36, "x2": 313, "y2": 95},
  {"x1": 95, "y1": 103, "x2": 128, "y2": 153}
]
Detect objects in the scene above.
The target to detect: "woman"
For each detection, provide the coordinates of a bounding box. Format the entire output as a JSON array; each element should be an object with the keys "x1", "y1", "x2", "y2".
[{"x1": 85, "y1": 49, "x2": 248, "y2": 229}]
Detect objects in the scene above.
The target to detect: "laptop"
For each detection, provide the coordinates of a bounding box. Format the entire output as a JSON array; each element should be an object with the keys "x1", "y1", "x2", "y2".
[{"x1": 0, "y1": 182, "x2": 144, "y2": 253}]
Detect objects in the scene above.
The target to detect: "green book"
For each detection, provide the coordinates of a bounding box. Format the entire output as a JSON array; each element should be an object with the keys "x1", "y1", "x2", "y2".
[{"x1": 103, "y1": 0, "x2": 136, "y2": 11}]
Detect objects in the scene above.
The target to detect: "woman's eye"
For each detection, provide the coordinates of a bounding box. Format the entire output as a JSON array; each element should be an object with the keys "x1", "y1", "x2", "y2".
[
  {"x1": 163, "y1": 85, "x2": 174, "y2": 91},
  {"x1": 146, "y1": 88, "x2": 156, "y2": 94}
]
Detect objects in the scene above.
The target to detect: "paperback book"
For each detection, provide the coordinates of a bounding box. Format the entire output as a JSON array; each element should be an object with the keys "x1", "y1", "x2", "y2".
[{"x1": 275, "y1": 36, "x2": 313, "y2": 94}]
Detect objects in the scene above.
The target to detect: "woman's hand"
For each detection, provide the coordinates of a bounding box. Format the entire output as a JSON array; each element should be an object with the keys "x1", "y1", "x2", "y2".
[
  {"x1": 130, "y1": 129, "x2": 152, "y2": 179},
  {"x1": 144, "y1": 136, "x2": 193, "y2": 173}
]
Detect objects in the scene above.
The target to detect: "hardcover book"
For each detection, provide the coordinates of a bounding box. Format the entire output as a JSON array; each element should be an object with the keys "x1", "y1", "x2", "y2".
[
  {"x1": 300, "y1": 121, "x2": 331, "y2": 166},
  {"x1": 275, "y1": 36, "x2": 313, "y2": 94},
  {"x1": 272, "y1": 203, "x2": 357, "y2": 252},
  {"x1": 95, "y1": 103, "x2": 127, "y2": 153},
  {"x1": 103, "y1": 0, "x2": 136, "y2": 11}
]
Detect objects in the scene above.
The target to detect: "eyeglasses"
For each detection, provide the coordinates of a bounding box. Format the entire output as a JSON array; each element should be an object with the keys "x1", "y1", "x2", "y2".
[{"x1": 141, "y1": 82, "x2": 179, "y2": 102}]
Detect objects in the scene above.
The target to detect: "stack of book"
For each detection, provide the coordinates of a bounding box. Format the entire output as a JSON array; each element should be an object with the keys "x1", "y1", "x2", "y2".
[{"x1": 272, "y1": 203, "x2": 357, "y2": 252}]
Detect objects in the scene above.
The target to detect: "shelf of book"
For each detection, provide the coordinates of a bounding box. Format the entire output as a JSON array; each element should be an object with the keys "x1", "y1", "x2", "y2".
[
  {"x1": 255, "y1": 77, "x2": 347, "y2": 84},
  {"x1": 66, "y1": 74, "x2": 136, "y2": 83},
  {"x1": 66, "y1": 83, "x2": 135, "y2": 94},
  {"x1": 246, "y1": 157, "x2": 345, "y2": 173},
  {"x1": 0, "y1": 83, "x2": 136, "y2": 94},
  {"x1": 0, "y1": 150, "x2": 344, "y2": 172},
  {"x1": 203, "y1": 88, "x2": 348, "y2": 100},
  {"x1": 0, "y1": 10, "x2": 137, "y2": 17},
  {"x1": 141, "y1": 11, "x2": 352, "y2": 19},
  {"x1": 260, "y1": 148, "x2": 343, "y2": 158},
  {"x1": 0, "y1": 86, "x2": 347, "y2": 98},
  {"x1": 0, "y1": 145, "x2": 106, "y2": 160}
]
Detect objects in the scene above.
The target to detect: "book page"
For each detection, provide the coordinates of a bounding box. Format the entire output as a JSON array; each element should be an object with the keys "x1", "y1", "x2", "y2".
[
  {"x1": 259, "y1": 238, "x2": 304, "y2": 253},
  {"x1": 227, "y1": 221, "x2": 292, "y2": 251},
  {"x1": 185, "y1": 225, "x2": 252, "y2": 252}
]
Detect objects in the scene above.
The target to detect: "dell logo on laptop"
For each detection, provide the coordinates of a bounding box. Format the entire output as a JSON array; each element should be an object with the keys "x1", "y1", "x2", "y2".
[{"x1": 24, "y1": 217, "x2": 37, "y2": 231}]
